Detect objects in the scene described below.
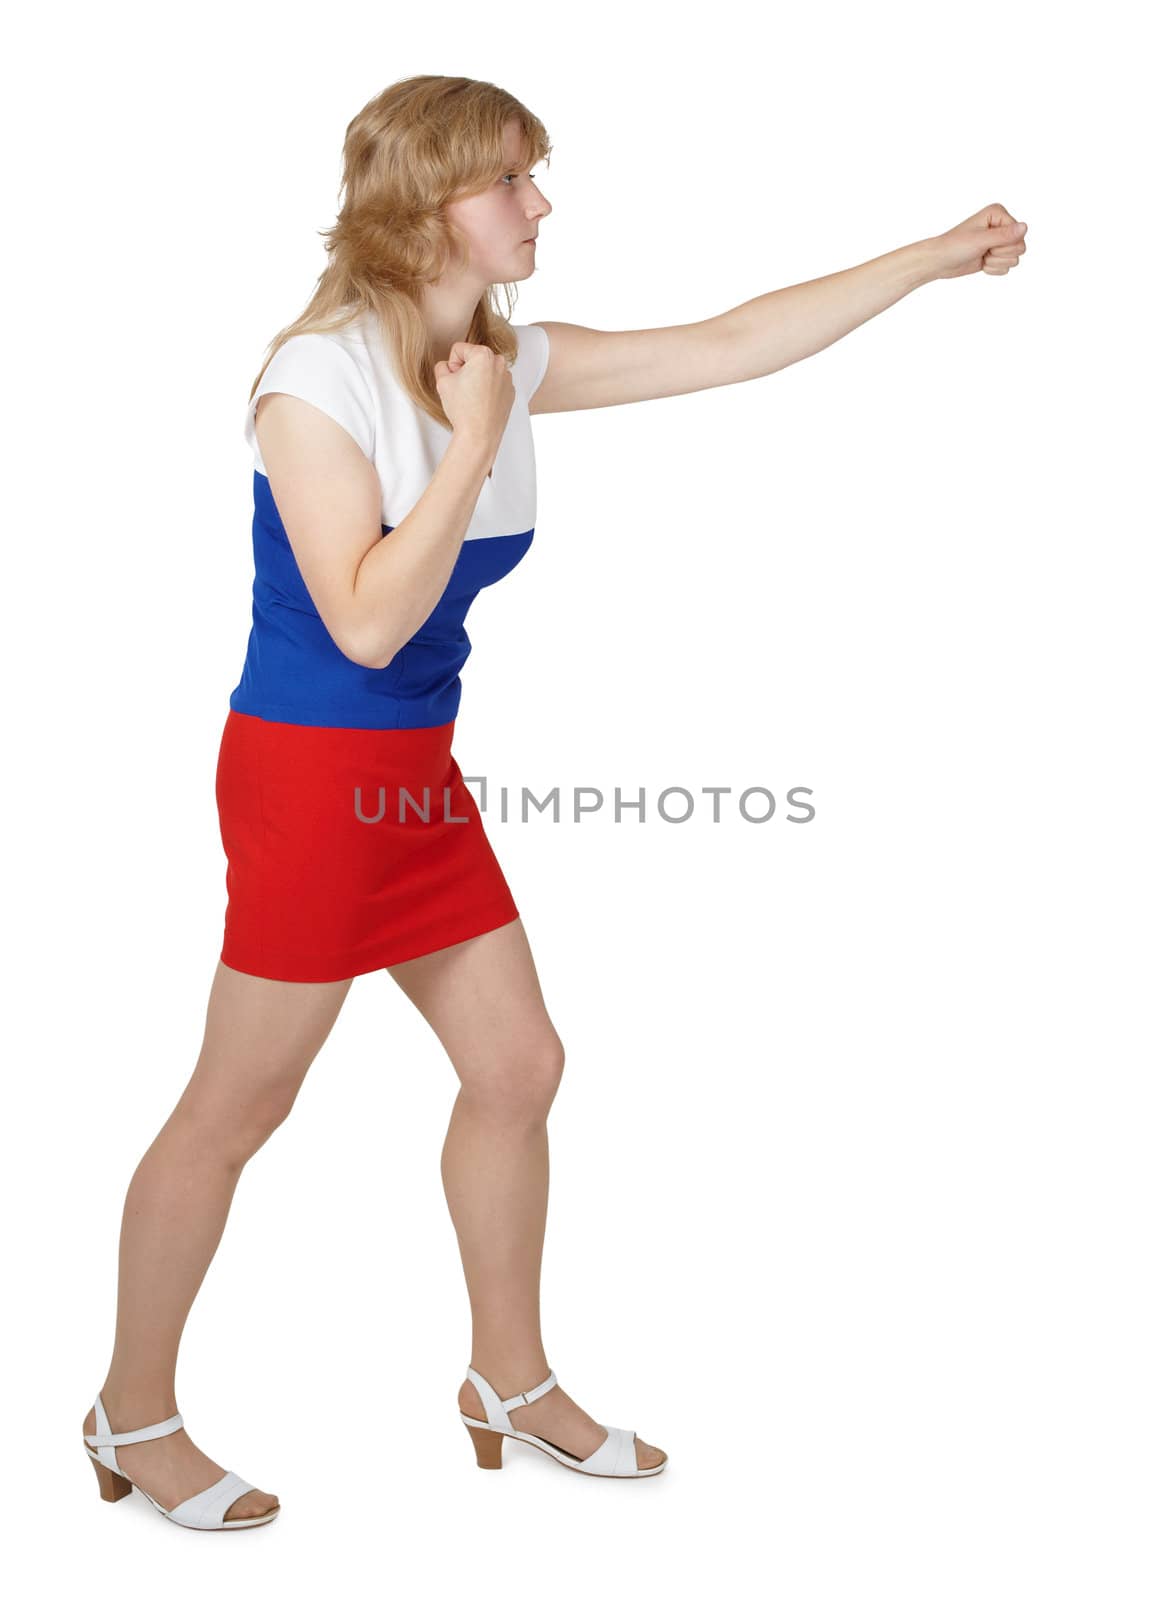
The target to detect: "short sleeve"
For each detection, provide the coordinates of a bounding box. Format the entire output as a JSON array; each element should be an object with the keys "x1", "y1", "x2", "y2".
[
  {"x1": 244, "y1": 333, "x2": 376, "y2": 469},
  {"x1": 512, "y1": 323, "x2": 550, "y2": 403}
]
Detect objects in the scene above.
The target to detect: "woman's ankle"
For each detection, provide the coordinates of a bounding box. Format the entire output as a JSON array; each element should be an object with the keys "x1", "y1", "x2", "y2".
[
  {"x1": 97, "y1": 1377, "x2": 179, "y2": 1425},
  {"x1": 468, "y1": 1354, "x2": 551, "y2": 1394}
]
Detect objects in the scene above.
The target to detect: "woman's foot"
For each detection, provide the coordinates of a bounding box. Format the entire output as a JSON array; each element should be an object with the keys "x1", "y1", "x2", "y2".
[
  {"x1": 458, "y1": 1373, "x2": 666, "y2": 1470},
  {"x1": 82, "y1": 1395, "x2": 279, "y2": 1522}
]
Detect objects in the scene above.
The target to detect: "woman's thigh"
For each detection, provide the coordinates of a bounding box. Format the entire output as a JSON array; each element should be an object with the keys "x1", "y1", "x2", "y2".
[
  {"x1": 385, "y1": 918, "x2": 563, "y2": 1098},
  {"x1": 171, "y1": 960, "x2": 355, "y2": 1141}
]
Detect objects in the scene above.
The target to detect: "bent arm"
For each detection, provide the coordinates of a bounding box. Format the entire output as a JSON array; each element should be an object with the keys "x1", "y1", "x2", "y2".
[
  {"x1": 255, "y1": 394, "x2": 492, "y2": 671},
  {"x1": 348, "y1": 431, "x2": 492, "y2": 669}
]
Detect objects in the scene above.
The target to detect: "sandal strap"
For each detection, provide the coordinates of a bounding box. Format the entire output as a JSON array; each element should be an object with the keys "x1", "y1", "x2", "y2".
[
  {"x1": 169, "y1": 1469, "x2": 256, "y2": 1529},
  {"x1": 465, "y1": 1366, "x2": 557, "y2": 1432},
  {"x1": 86, "y1": 1415, "x2": 184, "y2": 1447},
  {"x1": 86, "y1": 1394, "x2": 184, "y2": 1450},
  {"x1": 500, "y1": 1370, "x2": 558, "y2": 1411},
  {"x1": 579, "y1": 1423, "x2": 638, "y2": 1475}
]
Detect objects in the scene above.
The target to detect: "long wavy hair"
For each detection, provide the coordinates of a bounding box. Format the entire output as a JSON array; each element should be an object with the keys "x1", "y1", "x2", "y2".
[{"x1": 248, "y1": 75, "x2": 552, "y2": 429}]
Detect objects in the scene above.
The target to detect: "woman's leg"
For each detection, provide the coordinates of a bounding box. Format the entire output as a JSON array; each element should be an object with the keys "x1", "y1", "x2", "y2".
[
  {"x1": 387, "y1": 917, "x2": 665, "y2": 1469},
  {"x1": 82, "y1": 959, "x2": 355, "y2": 1520}
]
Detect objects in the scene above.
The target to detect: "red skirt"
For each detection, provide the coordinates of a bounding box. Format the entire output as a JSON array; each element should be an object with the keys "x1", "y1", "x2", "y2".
[{"x1": 215, "y1": 709, "x2": 520, "y2": 982}]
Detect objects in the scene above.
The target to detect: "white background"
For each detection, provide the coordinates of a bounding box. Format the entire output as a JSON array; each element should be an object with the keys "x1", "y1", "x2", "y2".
[{"x1": 4, "y1": 2, "x2": 1158, "y2": 1595}]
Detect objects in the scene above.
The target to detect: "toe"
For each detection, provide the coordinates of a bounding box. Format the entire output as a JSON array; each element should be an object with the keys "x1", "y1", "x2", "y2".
[
  {"x1": 634, "y1": 1438, "x2": 667, "y2": 1469},
  {"x1": 225, "y1": 1489, "x2": 279, "y2": 1520}
]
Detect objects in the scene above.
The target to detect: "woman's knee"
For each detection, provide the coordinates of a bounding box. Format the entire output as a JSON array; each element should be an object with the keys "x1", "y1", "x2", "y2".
[
  {"x1": 171, "y1": 1074, "x2": 301, "y2": 1165},
  {"x1": 459, "y1": 1034, "x2": 566, "y2": 1121}
]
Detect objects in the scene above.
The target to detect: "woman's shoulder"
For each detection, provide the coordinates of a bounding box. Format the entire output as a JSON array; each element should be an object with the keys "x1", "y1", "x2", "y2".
[
  {"x1": 246, "y1": 315, "x2": 379, "y2": 467},
  {"x1": 260, "y1": 315, "x2": 376, "y2": 380}
]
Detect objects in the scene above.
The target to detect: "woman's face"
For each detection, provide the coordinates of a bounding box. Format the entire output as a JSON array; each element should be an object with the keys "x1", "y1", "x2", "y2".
[{"x1": 445, "y1": 120, "x2": 551, "y2": 285}]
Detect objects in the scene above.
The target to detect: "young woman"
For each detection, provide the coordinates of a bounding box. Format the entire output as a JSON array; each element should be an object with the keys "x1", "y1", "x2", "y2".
[{"x1": 81, "y1": 74, "x2": 1027, "y2": 1531}]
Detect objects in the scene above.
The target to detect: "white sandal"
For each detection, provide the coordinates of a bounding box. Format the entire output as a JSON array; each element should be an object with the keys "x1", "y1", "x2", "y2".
[
  {"x1": 83, "y1": 1392, "x2": 280, "y2": 1530},
  {"x1": 460, "y1": 1366, "x2": 666, "y2": 1478}
]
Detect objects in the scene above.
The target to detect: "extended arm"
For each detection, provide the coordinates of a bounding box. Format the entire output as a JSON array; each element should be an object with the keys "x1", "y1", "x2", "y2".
[
  {"x1": 710, "y1": 238, "x2": 939, "y2": 384},
  {"x1": 529, "y1": 204, "x2": 1027, "y2": 414}
]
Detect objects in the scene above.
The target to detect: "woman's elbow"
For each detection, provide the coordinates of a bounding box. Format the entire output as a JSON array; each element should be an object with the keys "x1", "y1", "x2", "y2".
[{"x1": 338, "y1": 621, "x2": 400, "y2": 672}]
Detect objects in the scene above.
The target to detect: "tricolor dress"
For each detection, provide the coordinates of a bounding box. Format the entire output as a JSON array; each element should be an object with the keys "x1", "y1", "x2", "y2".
[{"x1": 215, "y1": 313, "x2": 549, "y2": 982}]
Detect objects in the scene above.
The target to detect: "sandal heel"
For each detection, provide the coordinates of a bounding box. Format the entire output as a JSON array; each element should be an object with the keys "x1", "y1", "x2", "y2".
[
  {"x1": 465, "y1": 1423, "x2": 504, "y2": 1469},
  {"x1": 89, "y1": 1453, "x2": 134, "y2": 1503}
]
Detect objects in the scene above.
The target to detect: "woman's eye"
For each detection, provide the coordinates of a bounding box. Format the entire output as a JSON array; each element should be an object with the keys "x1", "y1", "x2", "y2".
[{"x1": 502, "y1": 172, "x2": 536, "y2": 185}]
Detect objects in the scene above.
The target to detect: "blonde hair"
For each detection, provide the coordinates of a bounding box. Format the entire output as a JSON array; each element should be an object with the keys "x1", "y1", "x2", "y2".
[{"x1": 248, "y1": 74, "x2": 552, "y2": 429}]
